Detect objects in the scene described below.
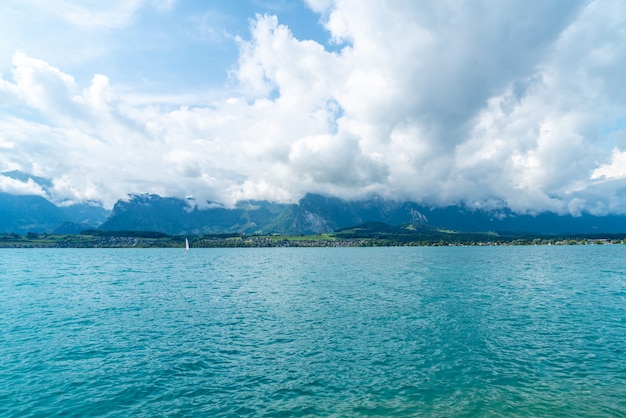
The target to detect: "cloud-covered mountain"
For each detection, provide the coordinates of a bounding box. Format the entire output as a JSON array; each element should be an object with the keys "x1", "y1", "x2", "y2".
[
  {"x1": 95, "y1": 193, "x2": 423, "y2": 234},
  {"x1": 0, "y1": 192, "x2": 110, "y2": 234},
  {"x1": 97, "y1": 193, "x2": 426, "y2": 235},
  {"x1": 4, "y1": 184, "x2": 626, "y2": 236},
  {"x1": 96, "y1": 193, "x2": 626, "y2": 236},
  {"x1": 0, "y1": 171, "x2": 110, "y2": 233},
  {"x1": 97, "y1": 194, "x2": 282, "y2": 235}
]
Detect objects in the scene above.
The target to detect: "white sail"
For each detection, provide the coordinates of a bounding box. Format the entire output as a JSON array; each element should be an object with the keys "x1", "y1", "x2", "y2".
[{"x1": 185, "y1": 238, "x2": 189, "y2": 252}]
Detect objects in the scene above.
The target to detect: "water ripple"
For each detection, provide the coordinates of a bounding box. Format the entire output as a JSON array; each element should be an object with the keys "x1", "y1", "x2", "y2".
[{"x1": 1, "y1": 247, "x2": 626, "y2": 416}]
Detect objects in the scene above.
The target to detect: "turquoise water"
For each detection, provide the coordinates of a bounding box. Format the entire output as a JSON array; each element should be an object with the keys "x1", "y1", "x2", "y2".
[{"x1": 1, "y1": 246, "x2": 625, "y2": 417}]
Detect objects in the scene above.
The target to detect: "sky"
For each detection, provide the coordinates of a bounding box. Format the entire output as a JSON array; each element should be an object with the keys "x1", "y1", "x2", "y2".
[{"x1": 1, "y1": 0, "x2": 626, "y2": 215}]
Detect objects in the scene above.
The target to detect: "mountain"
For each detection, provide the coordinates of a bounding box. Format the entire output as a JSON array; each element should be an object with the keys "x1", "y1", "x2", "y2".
[
  {"x1": 97, "y1": 192, "x2": 626, "y2": 236},
  {"x1": 97, "y1": 193, "x2": 424, "y2": 235},
  {"x1": 52, "y1": 221, "x2": 94, "y2": 235},
  {"x1": 415, "y1": 205, "x2": 626, "y2": 235},
  {"x1": 98, "y1": 194, "x2": 296, "y2": 235},
  {"x1": 0, "y1": 192, "x2": 111, "y2": 233},
  {"x1": 3, "y1": 174, "x2": 626, "y2": 235},
  {"x1": 0, "y1": 192, "x2": 67, "y2": 233},
  {"x1": 59, "y1": 202, "x2": 110, "y2": 226},
  {"x1": 285, "y1": 193, "x2": 423, "y2": 234},
  {"x1": 0, "y1": 171, "x2": 111, "y2": 233},
  {"x1": 333, "y1": 221, "x2": 509, "y2": 245}
]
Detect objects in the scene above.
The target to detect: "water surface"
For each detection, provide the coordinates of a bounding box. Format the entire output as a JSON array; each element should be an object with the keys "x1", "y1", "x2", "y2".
[{"x1": 1, "y1": 246, "x2": 625, "y2": 416}]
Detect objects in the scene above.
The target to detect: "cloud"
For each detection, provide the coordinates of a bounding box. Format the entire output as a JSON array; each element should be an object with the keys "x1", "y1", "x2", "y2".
[
  {"x1": 6, "y1": 52, "x2": 80, "y2": 116},
  {"x1": 592, "y1": 149, "x2": 626, "y2": 181},
  {"x1": 288, "y1": 133, "x2": 388, "y2": 191},
  {"x1": 1, "y1": 1, "x2": 626, "y2": 215},
  {"x1": 0, "y1": 175, "x2": 47, "y2": 196}
]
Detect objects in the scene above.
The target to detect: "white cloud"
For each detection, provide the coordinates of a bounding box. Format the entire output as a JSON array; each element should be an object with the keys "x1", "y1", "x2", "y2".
[
  {"x1": 0, "y1": 175, "x2": 46, "y2": 196},
  {"x1": 2, "y1": 1, "x2": 626, "y2": 215},
  {"x1": 7, "y1": 52, "x2": 80, "y2": 116},
  {"x1": 592, "y1": 149, "x2": 626, "y2": 180}
]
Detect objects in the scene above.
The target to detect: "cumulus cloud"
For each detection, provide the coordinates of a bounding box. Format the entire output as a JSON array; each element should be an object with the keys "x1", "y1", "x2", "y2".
[
  {"x1": 0, "y1": 175, "x2": 47, "y2": 196},
  {"x1": 1, "y1": 1, "x2": 626, "y2": 215},
  {"x1": 593, "y1": 149, "x2": 626, "y2": 180}
]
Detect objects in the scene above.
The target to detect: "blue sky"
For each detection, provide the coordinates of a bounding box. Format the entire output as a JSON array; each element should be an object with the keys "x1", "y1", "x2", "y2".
[
  {"x1": 1, "y1": 1, "x2": 332, "y2": 96},
  {"x1": 1, "y1": 0, "x2": 626, "y2": 215}
]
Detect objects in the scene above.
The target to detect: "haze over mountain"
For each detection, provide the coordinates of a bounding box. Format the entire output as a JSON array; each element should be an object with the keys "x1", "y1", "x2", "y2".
[
  {"x1": 1, "y1": 1, "x2": 626, "y2": 217},
  {"x1": 4, "y1": 171, "x2": 626, "y2": 235},
  {"x1": 0, "y1": 171, "x2": 110, "y2": 233},
  {"x1": 96, "y1": 193, "x2": 626, "y2": 236}
]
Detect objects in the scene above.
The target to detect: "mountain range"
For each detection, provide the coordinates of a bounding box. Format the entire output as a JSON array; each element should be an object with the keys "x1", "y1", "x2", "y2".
[
  {"x1": 3, "y1": 171, "x2": 626, "y2": 236},
  {"x1": 97, "y1": 193, "x2": 626, "y2": 236}
]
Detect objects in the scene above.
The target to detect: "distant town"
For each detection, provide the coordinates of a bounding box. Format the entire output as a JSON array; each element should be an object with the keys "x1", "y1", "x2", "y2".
[{"x1": 1, "y1": 229, "x2": 624, "y2": 249}]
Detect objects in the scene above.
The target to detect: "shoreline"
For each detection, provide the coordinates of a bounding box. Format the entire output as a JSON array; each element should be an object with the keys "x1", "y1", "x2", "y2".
[{"x1": 1, "y1": 232, "x2": 624, "y2": 248}]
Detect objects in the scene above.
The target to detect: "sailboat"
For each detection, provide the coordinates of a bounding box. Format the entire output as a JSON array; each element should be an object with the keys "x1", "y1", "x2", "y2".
[{"x1": 184, "y1": 238, "x2": 190, "y2": 252}]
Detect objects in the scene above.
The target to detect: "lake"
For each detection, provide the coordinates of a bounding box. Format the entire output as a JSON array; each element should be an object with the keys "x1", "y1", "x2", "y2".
[{"x1": 1, "y1": 246, "x2": 625, "y2": 417}]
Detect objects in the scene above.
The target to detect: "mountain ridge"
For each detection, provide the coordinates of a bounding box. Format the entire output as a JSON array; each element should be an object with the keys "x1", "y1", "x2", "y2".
[
  {"x1": 3, "y1": 180, "x2": 626, "y2": 235},
  {"x1": 96, "y1": 192, "x2": 626, "y2": 236}
]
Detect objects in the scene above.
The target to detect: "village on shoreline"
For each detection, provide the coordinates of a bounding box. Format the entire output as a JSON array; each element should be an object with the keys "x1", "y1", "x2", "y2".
[{"x1": 1, "y1": 231, "x2": 625, "y2": 249}]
